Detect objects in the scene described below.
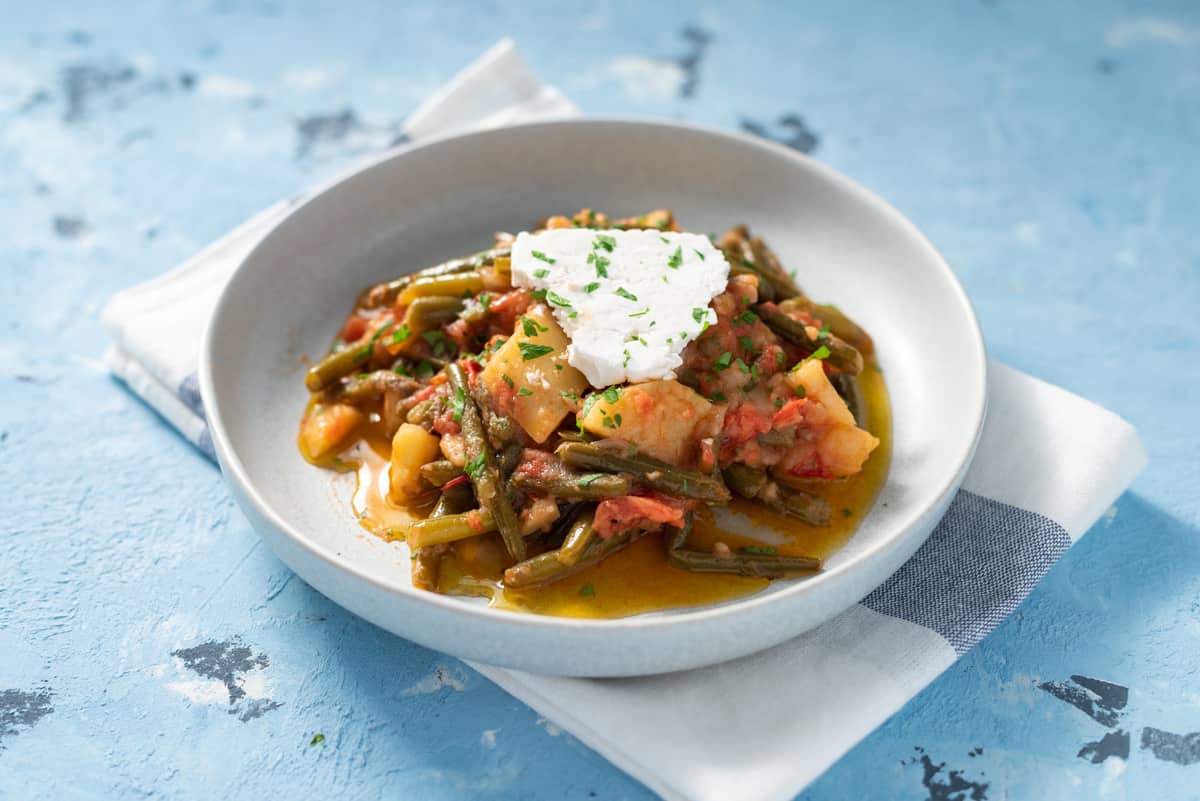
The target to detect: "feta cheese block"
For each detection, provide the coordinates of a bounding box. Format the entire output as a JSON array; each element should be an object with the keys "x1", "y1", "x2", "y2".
[{"x1": 510, "y1": 228, "x2": 729, "y2": 387}]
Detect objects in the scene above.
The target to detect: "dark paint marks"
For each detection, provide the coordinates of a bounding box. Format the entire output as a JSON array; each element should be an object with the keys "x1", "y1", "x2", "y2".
[
  {"x1": 1078, "y1": 730, "x2": 1130, "y2": 763},
  {"x1": 968, "y1": 746, "x2": 983, "y2": 757},
  {"x1": 19, "y1": 89, "x2": 52, "y2": 114},
  {"x1": 905, "y1": 748, "x2": 989, "y2": 801},
  {"x1": 172, "y1": 639, "x2": 280, "y2": 721},
  {"x1": 676, "y1": 26, "x2": 712, "y2": 99},
  {"x1": 173, "y1": 639, "x2": 268, "y2": 703},
  {"x1": 61, "y1": 62, "x2": 138, "y2": 122},
  {"x1": 178, "y1": 71, "x2": 197, "y2": 90},
  {"x1": 1037, "y1": 675, "x2": 1126, "y2": 728},
  {"x1": 1141, "y1": 727, "x2": 1200, "y2": 766},
  {"x1": 0, "y1": 688, "x2": 54, "y2": 746},
  {"x1": 295, "y1": 109, "x2": 361, "y2": 159},
  {"x1": 1096, "y1": 58, "x2": 1117, "y2": 75},
  {"x1": 740, "y1": 114, "x2": 820, "y2": 154},
  {"x1": 52, "y1": 215, "x2": 89, "y2": 239}
]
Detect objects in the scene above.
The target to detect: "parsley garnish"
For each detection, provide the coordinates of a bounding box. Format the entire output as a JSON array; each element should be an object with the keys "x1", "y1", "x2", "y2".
[
  {"x1": 501, "y1": 373, "x2": 515, "y2": 388},
  {"x1": 517, "y1": 387, "x2": 533, "y2": 397},
  {"x1": 735, "y1": 310, "x2": 758, "y2": 325},
  {"x1": 622, "y1": 349, "x2": 631, "y2": 368},
  {"x1": 667, "y1": 245, "x2": 682, "y2": 269},
  {"x1": 602, "y1": 415, "x2": 616, "y2": 429},
  {"x1": 518, "y1": 342, "x2": 555, "y2": 361},
  {"x1": 578, "y1": 474, "x2": 604, "y2": 486},
  {"x1": 601, "y1": 386, "x2": 621, "y2": 404},
  {"x1": 578, "y1": 582, "x2": 596, "y2": 598},
  {"x1": 595, "y1": 234, "x2": 616, "y2": 252},
  {"x1": 464, "y1": 452, "x2": 486, "y2": 480},
  {"x1": 774, "y1": 397, "x2": 784, "y2": 407},
  {"x1": 534, "y1": 268, "x2": 550, "y2": 279},
  {"x1": 810, "y1": 345, "x2": 831, "y2": 360},
  {"x1": 694, "y1": 249, "x2": 706, "y2": 261},
  {"x1": 615, "y1": 287, "x2": 638, "y2": 302},
  {"x1": 818, "y1": 323, "x2": 831, "y2": 338},
  {"x1": 531, "y1": 288, "x2": 547, "y2": 301},
  {"x1": 713, "y1": 352, "x2": 732, "y2": 370},
  {"x1": 660, "y1": 236, "x2": 670, "y2": 244},
  {"x1": 735, "y1": 358, "x2": 750, "y2": 374},
  {"x1": 521, "y1": 316, "x2": 547, "y2": 337},
  {"x1": 793, "y1": 383, "x2": 807, "y2": 398},
  {"x1": 629, "y1": 308, "x2": 650, "y2": 317},
  {"x1": 478, "y1": 293, "x2": 492, "y2": 311},
  {"x1": 531, "y1": 250, "x2": 556, "y2": 265},
  {"x1": 546, "y1": 290, "x2": 572, "y2": 308},
  {"x1": 584, "y1": 281, "x2": 601, "y2": 293},
  {"x1": 710, "y1": 392, "x2": 727, "y2": 402},
  {"x1": 415, "y1": 360, "x2": 435, "y2": 378},
  {"x1": 738, "y1": 335, "x2": 754, "y2": 351},
  {"x1": 692, "y1": 308, "x2": 708, "y2": 325},
  {"x1": 451, "y1": 387, "x2": 466, "y2": 423},
  {"x1": 391, "y1": 324, "x2": 412, "y2": 344}
]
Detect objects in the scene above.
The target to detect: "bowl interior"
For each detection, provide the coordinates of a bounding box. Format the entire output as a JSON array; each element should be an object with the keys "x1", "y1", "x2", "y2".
[{"x1": 204, "y1": 119, "x2": 984, "y2": 644}]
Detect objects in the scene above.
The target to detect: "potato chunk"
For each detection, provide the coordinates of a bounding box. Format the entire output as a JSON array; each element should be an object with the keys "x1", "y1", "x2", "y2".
[
  {"x1": 388, "y1": 423, "x2": 442, "y2": 502},
  {"x1": 480, "y1": 305, "x2": 588, "y2": 443},
  {"x1": 299, "y1": 402, "x2": 365, "y2": 462},
  {"x1": 581, "y1": 379, "x2": 713, "y2": 465}
]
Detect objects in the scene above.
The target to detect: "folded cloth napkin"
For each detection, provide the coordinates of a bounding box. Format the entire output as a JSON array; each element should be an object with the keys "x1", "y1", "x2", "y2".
[{"x1": 102, "y1": 41, "x2": 1147, "y2": 801}]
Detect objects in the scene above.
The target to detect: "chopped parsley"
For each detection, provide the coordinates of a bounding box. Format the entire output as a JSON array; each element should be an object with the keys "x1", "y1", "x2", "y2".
[
  {"x1": 735, "y1": 358, "x2": 750, "y2": 374},
  {"x1": 517, "y1": 387, "x2": 533, "y2": 397},
  {"x1": 588, "y1": 251, "x2": 610, "y2": 277},
  {"x1": 531, "y1": 250, "x2": 556, "y2": 265},
  {"x1": 545, "y1": 290, "x2": 572, "y2": 308},
  {"x1": 451, "y1": 387, "x2": 467, "y2": 423},
  {"x1": 737, "y1": 335, "x2": 755, "y2": 351},
  {"x1": 464, "y1": 452, "x2": 486, "y2": 480},
  {"x1": 793, "y1": 383, "x2": 807, "y2": 398},
  {"x1": 615, "y1": 287, "x2": 638, "y2": 302},
  {"x1": 594, "y1": 233, "x2": 616, "y2": 252},
  {"x1": 578, "y1": 582, "x2": 596, "y2": 598},
  {"x1": 622, "y1": 349, "x2": 631, "y2": 368},
  {"x1": 390, "y1": 323, "x2": 412, "y2": 344},
  {"x1": 533, "y1": 267, "x2": 550, "y2": 279},
  {"x1": 602, "y1": 415, "x2": 616, "y2": 429},
  {"x1": 774, "y1": 397, "x2": 784, "y2": 408},
  {"x1": 578, "y1": 473, "x2": 604, "y2": 486},
  {"x1": 667, "y1": 245, "x2": 683, "y2": 269},
  {"x1": 521, "y1": 316, "x2": 548, "y2": 337},
  {"x1": 478, "y1": 293, "x2": 493, "y2": 311},
  {"x1": 710, "y1": 392, "x2": 727, "y2": 402},
  {"x1": 531, "y1": 288, "x2": 547, "y2": 301},
  {"x1": 735, "y1": 310, "x2": 758, "y2": 325},
  {"x1": 713, "y1": 351, "x2": 733, "y2": 370},
  {"x1": 501, "y1": 373, "x2": 515, "y2": 388},
  {"x1": 660, "y1": 236, "x2": 670, "y2": 244},
  {"x1": 601, "y1": 386, "x2": 621, "y2": 404},
  {"x1": 584, "y1": 281, "x2": 601, "y2": 293},
  {"x1": 694, "y1": 249, "x2": 706, "y2": 261},
  {"x1": 692, "y1": 308, "x2": 709, "y2": 325},
  {"x1": 629, "y1": 308, "x2": 650, "y2": 318},
  {"x1": 415, "y1": 360, "x2": 435, "y2": 378},
  {"x1": 818, "y1": 323, "x2": 831, "y2": 337},
  {"x1": 518, "y1": 342, "x2": 555, "y2": 361},
  {"x1": 810, "y1": 345, "x2": 831, "y2": 361}
]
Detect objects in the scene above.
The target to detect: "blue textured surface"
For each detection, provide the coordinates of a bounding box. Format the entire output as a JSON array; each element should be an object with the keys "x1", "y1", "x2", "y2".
[{"x1": 2, "y1": 2, "x2": 1198, "y2": 799}]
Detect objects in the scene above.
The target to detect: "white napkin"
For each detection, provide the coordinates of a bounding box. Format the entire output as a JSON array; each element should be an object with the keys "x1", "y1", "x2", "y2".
[{"x1": 101, "y1": 41, "x2": 1147, "y2": 801}]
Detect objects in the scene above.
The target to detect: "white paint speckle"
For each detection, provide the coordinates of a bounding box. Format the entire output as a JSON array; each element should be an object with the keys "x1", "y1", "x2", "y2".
[
  {"x1": 402, "y1": 663, "x2": 469, "y2": 695},
  {"x1": 608, "y1": 56, "x2": 685, "y2": 102},
  {"x1": 480, "y1": 728, "x2": 498, "y2": 748},
  {"x1": 1099, "y1": 756, "x2": 1127, "y2": 798},
  {"x1": 167, "y1": 677, "x2": 230, "y2": 705},
  {"x1": 1107, "y1": 18, "x2": 1200, "y2": 48},
  {"x1": 198, "y1": 75, "x2": 257, "y2": 100},
  {"x1": 283, "y1": 65, "x2": 339, "y2": 91},
  {"x1": 1103, "y1": 505, "x2": 1119, "y2": 526},
  {"x1": 536, "y1": 717, "x2": 562, "y2": 737},
  {"x1": 1014, "y1": 221, "x2": 1040, "y2": 246}
]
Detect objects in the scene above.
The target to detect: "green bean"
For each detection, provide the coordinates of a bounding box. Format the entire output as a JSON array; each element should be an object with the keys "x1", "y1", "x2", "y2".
[
  {"x1": 779, "y1": 297, "x2": 875, "y2": 357},
  {"x1": 725, "y1": 464, "x2": 831, "y2": 525},
  {"x1": 360, "y1": 246, "x2": 510, "y2": 309},
  {"x1": 406, "y1": 397, "x2": 436, "y2": 428},
  {"x1": 419, "y1": 460, "x2": 464, "y2": 488},
  {"x1": 668, "y1": 546, "x2": 820, "y2": 578},
  {"x1": 511, "y1": 471, "x2": 632, "y2": 500},
  {"x1": 397, "y1": 272, "x2": 485, "y2": 306},
  {"x1": 323, "y1": 369, "x2": 420, "y2": 405},
  {"x1": 305, "y1": 324, "x2": 391, "y2": 392},
  {"x1": 407, "y1": 507, "x2": 496, "y2": 548},
  {"x1": 411, "y1": 484, "x2": 472, "y2": 590},
  {"x1": 748, "y1": 235, "x2": 804, "y2": 299},
  {"x1": 448, "y1": 363, "x2": 524, "y2": 561},
  {"x1": 504, "y1": 527, "x2": 638, "y2": 588},
  {"x1": 555, "y1": 511, "x2": 597, "y2": 566},
  {"x1": 402, "y1": 295, "x2": 465, "y2": 330},
  {"x1": 722, "y1": 463, "x2": 770, "y2": 500},
  {"x1": 554, "y1": 443, "x2": 731, "y2": 503},
  {"x1": 754, "y1": 304, "x2": 863, "y2": 375},
  {"x1": 755, "y1": 429, "x2": 794, "y2": 448}
]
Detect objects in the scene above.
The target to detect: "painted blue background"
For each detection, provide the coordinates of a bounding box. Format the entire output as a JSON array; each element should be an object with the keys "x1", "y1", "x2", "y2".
[{"x1": 2, "y1": 1, "x2": 1198, "y2": 798}]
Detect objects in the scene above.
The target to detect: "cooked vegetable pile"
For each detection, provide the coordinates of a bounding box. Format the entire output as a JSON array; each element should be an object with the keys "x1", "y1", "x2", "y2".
[{"x1": 299, "y1": 209, "x2": 880, "y2": 594}]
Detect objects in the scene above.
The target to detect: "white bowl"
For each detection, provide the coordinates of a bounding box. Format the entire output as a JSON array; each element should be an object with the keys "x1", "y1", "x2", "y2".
[{"x1": 200, "y1": 119, "x2": 986, "y2": 677}]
